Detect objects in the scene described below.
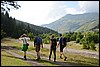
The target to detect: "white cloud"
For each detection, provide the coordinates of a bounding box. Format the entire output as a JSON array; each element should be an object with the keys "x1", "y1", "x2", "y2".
[
  {"x1": 9, "y1": 1, "x2": 99, "y2": 26},
  {"x1": 78, "y1": 1, "x2": 99, "y2": 13},
  {"x1": 65, "y1": 7, "x2": 84, "y2": 14},
  {"x1": 65, "y1": 1, "x2": 99, "y2": 15},
  {"x1": 9, "y1": 1, "x2": 54, "y2": 25}
]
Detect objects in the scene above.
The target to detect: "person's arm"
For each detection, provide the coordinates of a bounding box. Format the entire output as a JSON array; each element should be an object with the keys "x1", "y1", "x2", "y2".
[
  {"x1": 56, "y1": 42, "x2": 60, "y2": 48},
  {"x1": 19, "y1": 37, "x2": 23, "y2": 40},
  {"x1": 56, "y1": 38, "x2": 60, "y2": 48},
  {"x1": 50, "y1": 39, "x2": 52, "y2": 50},
  {"x1": 34, "y1": 37, "x2": 36, "y2": 47},
  {"x1": 41, "y1": 38, "x2": 43, "y2": 48},
  {"x1": 27, "y1": 37, "x2": 30, "y2": 40}
]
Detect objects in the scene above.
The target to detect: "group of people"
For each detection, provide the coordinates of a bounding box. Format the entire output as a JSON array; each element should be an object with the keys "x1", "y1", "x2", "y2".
[{"x1": 19, "y1": 33, "x2": 67, "y2": 62}]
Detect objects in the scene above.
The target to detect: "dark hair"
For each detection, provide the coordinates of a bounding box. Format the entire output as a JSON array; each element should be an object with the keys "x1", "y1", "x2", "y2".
[
  {"x1": 59, "y1": 34, "x2": 62, "y2": 36},
  {"x1": 36, "y1": 33, "x2": 39, "y2": 36},
  {"x1": 52, "y1": 34, "x2": 54, "y2": 38}
]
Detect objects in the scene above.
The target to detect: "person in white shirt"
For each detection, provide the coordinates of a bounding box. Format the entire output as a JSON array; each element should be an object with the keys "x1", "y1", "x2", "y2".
[{"x1": 19, "y1": 34, "x2": 30, "y2": 60}]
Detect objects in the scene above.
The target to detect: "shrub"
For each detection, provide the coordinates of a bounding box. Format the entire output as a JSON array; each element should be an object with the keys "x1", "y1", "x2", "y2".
[
  {"x1": 89, "y1": 41, "x2": 96, "y2": 51},
  {"x1": 76, "y1": 38, "x2": 80, "y2": 43},
  {"x1": 82, "y1": 42, "x2": 88, "y2": 49},
  {"x1": 43, "y1": 39, "x2": 50, "y2": 44}
]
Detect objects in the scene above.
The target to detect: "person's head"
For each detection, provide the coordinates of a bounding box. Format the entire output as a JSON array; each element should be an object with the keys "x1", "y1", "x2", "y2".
[
  {"x1": 21, "y1": 34, "x2": 27, "y2": 37},
  {"x1": 59, "y1": 34, "x2": 62, "y2": 37},
  {"x1": 51, "y1": 34, "x2": 54, "y2": 38}
]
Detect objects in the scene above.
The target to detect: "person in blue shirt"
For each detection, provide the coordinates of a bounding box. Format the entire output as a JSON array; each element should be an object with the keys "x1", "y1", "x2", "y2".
[
  {"x1": 57, "y1": 34, "x2": 67, "y2": 61},
  {"x1": 34, "y1": 33, "x2": 43, "y2": 60}
]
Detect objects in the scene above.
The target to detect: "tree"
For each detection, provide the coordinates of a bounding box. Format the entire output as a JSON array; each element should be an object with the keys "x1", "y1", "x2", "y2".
[{"x1": 1, "y1": 1, "x2": 21, "y2": 13}]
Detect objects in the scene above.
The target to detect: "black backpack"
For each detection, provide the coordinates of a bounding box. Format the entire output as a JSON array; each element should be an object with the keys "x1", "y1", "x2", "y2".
[
  {"x1": 51, "y1": 38, "x2": 57, "y2": 46},
  {"x1": 62, "y1": 37, "x2": 67, "y2": 47}
]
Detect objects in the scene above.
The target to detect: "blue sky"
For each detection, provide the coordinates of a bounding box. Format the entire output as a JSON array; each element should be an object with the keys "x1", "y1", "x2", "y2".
[
  {"x1": 64, "y1": 1, "x2": 79, "y2": 8},
  {"x1": 8, "y1": 1, "x2": 99, "y2": 26}
]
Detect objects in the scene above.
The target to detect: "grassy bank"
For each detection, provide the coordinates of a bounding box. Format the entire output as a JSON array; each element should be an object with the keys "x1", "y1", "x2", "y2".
[{"x1": 1, "y1": 50, "x2": 32, "y2": 66}]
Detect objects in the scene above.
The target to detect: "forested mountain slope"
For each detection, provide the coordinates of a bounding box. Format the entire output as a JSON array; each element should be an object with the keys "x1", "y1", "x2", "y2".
[{"x1": 42, "y1": 12, "x2": 99, "y2": 33}]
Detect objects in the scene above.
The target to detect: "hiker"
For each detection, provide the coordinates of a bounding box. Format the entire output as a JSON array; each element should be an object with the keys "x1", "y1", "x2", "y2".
[
  {"x1": 49, "y1": 34, "x2": 57, "y2": 62},
  {"x1": 57, "y1": 34, "x2": 67, "y2": 61},
  {"x1": 34, "y1": 33, "x2": 43, "y2": 60},
  {"x1": 19, "y1": 34, "x2": 30, "y2": 60}
]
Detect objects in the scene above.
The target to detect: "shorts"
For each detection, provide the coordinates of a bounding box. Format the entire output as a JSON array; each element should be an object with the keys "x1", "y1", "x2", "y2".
[
  {"x1": 36, "y1": 45, "x2": 40, "y2": 52},
  {"x1": 22, "y1": 44, "x2": 28, "y2": 51},
  {"x1": 60, "y1": 45, "x2": 65, "y2": 52}
]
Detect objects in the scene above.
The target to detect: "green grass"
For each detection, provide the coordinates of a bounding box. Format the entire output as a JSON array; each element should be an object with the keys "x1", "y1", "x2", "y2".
[
  {"x1": 1, "y1": 38, "x2": 99, "y2": 66},
  {"x1": 1, "y1": 50, "x2": 32, "y2": 66},
  {"x1": 64, "y1": 52, "x2": 99, "y2": 66},
  {"x1": 67, "y1": 41, "x2": 99, "y2": 52}
]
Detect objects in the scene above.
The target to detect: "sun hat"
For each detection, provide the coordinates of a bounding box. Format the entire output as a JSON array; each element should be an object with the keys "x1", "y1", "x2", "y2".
[{"x1": 21, "y1": 34, "x2": 27, "y2": 37}]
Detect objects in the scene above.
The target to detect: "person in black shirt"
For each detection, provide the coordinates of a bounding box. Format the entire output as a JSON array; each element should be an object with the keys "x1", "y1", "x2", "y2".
[{"x1": 49, "y1": 34, "x2": 57, "y2": 62}]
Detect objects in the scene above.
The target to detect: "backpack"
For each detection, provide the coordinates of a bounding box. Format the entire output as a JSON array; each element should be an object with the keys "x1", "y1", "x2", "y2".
[
  {"x1": 51, "y1": 38, "x2": 57, "y2": 47},
  {"x1": 36, "y1": 36, "x2": 42, "y2": 45},
  {"x1": 24, "y1": 38, "x2": 29, "y2": 46},
  {"x1": 62, "y1": 37, "x2": 67, "y2": 47}
]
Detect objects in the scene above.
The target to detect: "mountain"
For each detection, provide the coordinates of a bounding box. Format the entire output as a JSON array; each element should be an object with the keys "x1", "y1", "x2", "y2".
[
  {"x1": 42, "y1": 12, "x2": 99, "y2": 33},
  {"x1": 1, "y1": 13, "x2": 58, "y2": 38},
  {"x1": 15, "y1": 20, "x2": 58, "y2": 34}
]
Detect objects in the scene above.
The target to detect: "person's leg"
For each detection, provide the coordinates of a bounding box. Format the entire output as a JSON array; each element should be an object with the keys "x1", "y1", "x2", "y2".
[
  {"x1": 62, "y1": 47, "x2": 67, "y2": 61},
  {"x1": 36, "y1": 45, "x2": 38, "y2": 60},
  {"x1": 53, "y1": 49, "x2": 56, "y2": 62},
  {"x1": 38, "y1": 45, "x2": 40, "y2": 59},
  {"x1": 37, "y1": 51, "x2": 40, "y2": 59},
  {"x1": 36, "y1": 51, "x2": 40, "y2": 60},
  {"x1": 60, "y1": 52, "x2": 63, "y2": 58},
  {"x1": 24, "y1": 51, "x2": 26, "y2": 60},
  {"x1": 60, "y1": 46, "x2": 63, "y2": 59},
  {"x1": 49, "y1": 48, "x2": 52, "y2": 60},
  {"x1": 36, "y1": 45, "x2": 40, "y2": 60}
]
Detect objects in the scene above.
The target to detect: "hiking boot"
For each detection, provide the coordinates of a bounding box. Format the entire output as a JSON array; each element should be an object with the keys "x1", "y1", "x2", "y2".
[
  {"x1": 60, "y1": 56, "x2": 63, "y2": 59},
  {"x1": 49, "y1": 58, "x2": 51, "y2": 60},
  {"x1": 36, "y1": 57, "x2": 40, "y2": 61},
  {"x1": 24, "y1": 55, "x2": 27, "y2": 60},
  {"x1": 36, "y1": 59, "x2": 39, "y2": 61},
  {"x1": 64, "y1": 57, "x2": 67, "y2": 61},
  {"x1": 36, "y1": 58, "x2": 39, "y2": 61},
  {"x1": 54, "y1": 60, "x2": 56, "y2": 62}
]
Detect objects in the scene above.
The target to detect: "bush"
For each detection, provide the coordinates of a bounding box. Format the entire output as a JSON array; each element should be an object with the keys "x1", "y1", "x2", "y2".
[
  {"x1": 89, "y1": 41, "x2": 96, "y2": 51},
  {"x1": 43, "y1": 39, "x2": 50, "y2": 44},
  {"x1": 82, "y1": 42, "x2": 88, "y2": 49},
  {"x1": 76, "y1": 38, "x2": 80, "y2": 43}
]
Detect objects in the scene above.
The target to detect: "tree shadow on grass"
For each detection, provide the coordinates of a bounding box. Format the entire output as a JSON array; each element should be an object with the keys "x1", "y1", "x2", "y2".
[
  {"x1": 1, "y1": 54, "x2": 25, "y2": 60},
  {"x1": 27, "y1": 58, "x2": 73, "y2": 66},
  {"x1": 1, "y1": 46, "x2": 20, "y2": 50}
]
